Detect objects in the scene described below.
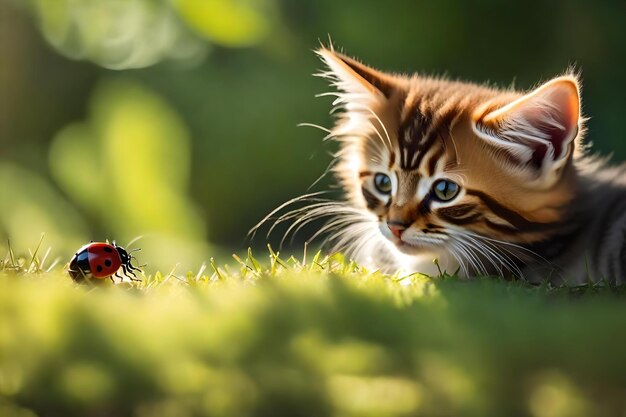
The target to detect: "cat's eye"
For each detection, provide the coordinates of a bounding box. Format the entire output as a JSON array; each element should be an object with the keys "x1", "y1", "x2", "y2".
[
  {"x1": 374, "y1": 173, "x2": 392, "y2": 195},
  {"x1": 432, "y1": 179, "x2": 460, "y2": 202}
]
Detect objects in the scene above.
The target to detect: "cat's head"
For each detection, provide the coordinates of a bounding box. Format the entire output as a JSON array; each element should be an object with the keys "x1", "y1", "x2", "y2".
[{"x1": 317, "y1": 47, "x2": 583, "y2": 265}]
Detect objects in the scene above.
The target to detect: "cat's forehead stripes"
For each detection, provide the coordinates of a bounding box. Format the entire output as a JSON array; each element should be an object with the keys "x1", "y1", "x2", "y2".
[
  {"x1": 396, "y1": 91, "x2": 461, "y2": 172},
  {"x1": 425, "y1": 145, "x2": 445, "y2": 176},
  {"x1": 388, "y1": 151, "x2": 396, "y2": 169}
]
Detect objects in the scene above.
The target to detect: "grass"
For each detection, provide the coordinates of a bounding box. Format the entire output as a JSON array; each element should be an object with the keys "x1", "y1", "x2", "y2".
[{"x1": 2, "y1": 242, "x2": 626, "y2": 417}]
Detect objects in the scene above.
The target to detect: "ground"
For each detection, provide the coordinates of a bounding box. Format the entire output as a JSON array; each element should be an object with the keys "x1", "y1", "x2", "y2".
[{"x1": 2, "y1": 247, "x2": 626, "y2": 417}]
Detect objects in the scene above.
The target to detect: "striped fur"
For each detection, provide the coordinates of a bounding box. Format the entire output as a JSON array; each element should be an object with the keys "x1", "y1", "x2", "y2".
[{"x1": 308, "y1": 46, "x2": 626, "y2": 284}]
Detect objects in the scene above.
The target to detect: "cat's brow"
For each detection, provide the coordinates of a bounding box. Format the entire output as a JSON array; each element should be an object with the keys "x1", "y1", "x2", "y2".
[
  {"x1": 388, "y1": 152, "x2": 396, "y2": 169},
  {"x1": 426, "y1": 144, "x2": 445, "y2": 176},
  {"x1": 398, "y1": 104, "x2": 458, "y2": 171}
]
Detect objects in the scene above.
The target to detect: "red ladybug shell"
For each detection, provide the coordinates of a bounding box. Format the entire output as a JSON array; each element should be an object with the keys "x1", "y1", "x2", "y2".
[
  {"x1": 85, "y1": 243, "x2": 122, "y2": 278},
  {"x1": 69, "y1": 242, "x2": 123, "y2": 280}
]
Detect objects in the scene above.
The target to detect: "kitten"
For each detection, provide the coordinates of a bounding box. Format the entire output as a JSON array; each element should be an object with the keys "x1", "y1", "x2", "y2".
[{"x1": 303, "y1": 46, "x2": 626, "y2": 285}]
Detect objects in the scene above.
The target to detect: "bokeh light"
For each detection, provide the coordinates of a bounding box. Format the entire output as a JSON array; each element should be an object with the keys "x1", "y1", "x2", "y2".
[
  {"x1": 26, "y1": 0, "x2": 207, "y2": 69},
  {"x1": 2, "y1": 1, "x2": 626, "y2": 416}
]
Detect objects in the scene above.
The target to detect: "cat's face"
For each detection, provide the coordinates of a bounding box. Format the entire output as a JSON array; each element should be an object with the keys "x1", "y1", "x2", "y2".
[{"x1": 318, "y1": 48, "x2": 582, "y2": 268}]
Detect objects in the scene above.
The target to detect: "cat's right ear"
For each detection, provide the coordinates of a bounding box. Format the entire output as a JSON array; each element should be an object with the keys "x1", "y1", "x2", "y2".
[{"x1": 316, "y1": 47, "x2": 397, "y2": 107}]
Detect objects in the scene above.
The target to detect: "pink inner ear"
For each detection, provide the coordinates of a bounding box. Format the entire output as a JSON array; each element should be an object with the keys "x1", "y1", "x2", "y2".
[
  {"x1": 530, "y1": 82, "x2": 579, "y2": 161},
  {"x1": 479, "y1": 77, "x2": 580, "y2": 169},
  {"x1": 524, "y1": 100, "x2": 576, "y2": 167},
  {"x1": 530, "y1": 143, "x2": 549, "y2": 170},
  {"x1": 545, "y1": 123, "x2": 568, "y2": 160}
]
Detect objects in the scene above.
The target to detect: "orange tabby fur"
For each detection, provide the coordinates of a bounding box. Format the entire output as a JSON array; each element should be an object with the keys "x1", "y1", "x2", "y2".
[{"x1": 315, "y1": 46, "x2": 592, "y2": 281}]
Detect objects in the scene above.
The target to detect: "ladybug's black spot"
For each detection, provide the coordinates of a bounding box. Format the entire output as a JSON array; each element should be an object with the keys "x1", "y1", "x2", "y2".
[
  {"x1": 104, "y1": 259, "x2": 112, "y2": 267},
  {"x1": 96, "y1": 265, "x2": 103, "y2": 273},
  {"x1": 103, "y1": 247, "x2": 114, "y2": 253}
]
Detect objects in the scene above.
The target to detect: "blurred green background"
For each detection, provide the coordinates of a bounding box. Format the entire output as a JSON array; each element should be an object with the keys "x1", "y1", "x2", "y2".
[{"x1": 2, "y1": 0, "x2": 626, "y2": 271}]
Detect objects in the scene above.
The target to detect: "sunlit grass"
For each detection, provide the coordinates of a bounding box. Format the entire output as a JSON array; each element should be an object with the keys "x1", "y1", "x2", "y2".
[{"x1": 2, "y1": 241, "x2": 626, "y2": 417}]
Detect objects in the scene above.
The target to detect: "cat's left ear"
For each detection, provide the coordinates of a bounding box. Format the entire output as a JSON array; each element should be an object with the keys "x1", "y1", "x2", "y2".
[
  {"x1": 316, "y1": 47, "x2": 398, "y2": 108},
  {"x1": 473, "y1": 76, "x2": 581, "y2": 186}
]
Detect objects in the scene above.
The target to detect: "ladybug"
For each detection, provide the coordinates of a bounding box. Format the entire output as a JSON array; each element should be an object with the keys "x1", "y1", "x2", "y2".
[{"x1": 68, "y1": 241, "x2": 141, "y2": 283}]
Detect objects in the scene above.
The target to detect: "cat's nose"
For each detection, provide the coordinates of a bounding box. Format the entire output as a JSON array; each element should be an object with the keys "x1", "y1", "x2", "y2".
[{"x1": 387, "y1": 221, "x2": 409, "y2": 239}]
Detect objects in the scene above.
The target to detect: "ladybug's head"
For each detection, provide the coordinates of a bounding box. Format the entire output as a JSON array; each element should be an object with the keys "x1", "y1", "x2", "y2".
[
  {"x1": 114, "y1": 244, "x2": 131, "y2": 266},
  {"x1": 111, "y1": 241, "x2": 142, "y2": 279}
]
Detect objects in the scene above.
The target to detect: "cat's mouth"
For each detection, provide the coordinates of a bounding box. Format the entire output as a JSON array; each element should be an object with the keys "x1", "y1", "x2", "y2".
[
  {"x1": 393, "y1": 237, "x2": 448, "y2": 254},
  {"x1": 378, "y1": 224, "x2": 448, "y2": 254}
]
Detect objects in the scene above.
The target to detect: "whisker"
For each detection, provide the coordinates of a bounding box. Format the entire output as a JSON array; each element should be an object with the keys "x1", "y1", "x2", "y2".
[
  {"x1": 297, "y1": 122, "x2": 332, "y2": 134},
  {"x1": 305, "y1": 215, "x2": 369, "y2": 245},
  {"x1": 472, "y1": 233, "x2": 550, "y2": 265},
  {"x1": 461, "y1": 235, "x2": 505, "y2": 276},
  {"x1": 449, "y1": 241, "x2": 469, "y2": 276},
  {"x1": 471, "y1": 235, "x2": 525, "y2": 278},
  {"x1": 280, "y1": 207, "x2": 364, "y2": 249},
  {"x1": 447, "y1": 243, "x2": 469, "y2": 277},
  {"x1": 454, "y1": 237, "x2": 486, "y2": 276},
  {"x1": 344, "y1": 103, "x2": 393, "y2": 150},
  {"x1": 269, "y1": 202, "x2": 349, "y2": 240},
  {"x1": 460, "y1": 235, "x2": 503, "y2": 275},
  {"x1": 307, "y1": 157, "x2": 341, "y2": 192},
  {"x1": 452, "y1": 230, "x2": 543, "y2": 279},
  {"x1": 248, "y1": 191, "x2": 335, "y2": 240},
  {"x1": 329, "y1": 224, "x2": 379, "y2": 261}
]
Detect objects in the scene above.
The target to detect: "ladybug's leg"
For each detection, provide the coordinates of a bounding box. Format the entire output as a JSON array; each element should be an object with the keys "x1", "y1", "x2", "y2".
[
  {"x1": 128, "y1": 268, "x2": 141, "y2": 282},
  {"x1": 125, "y1": 265, "x2": 138, "y2": 279},
  {"x1": 121, "y1": 265, "x2": 141, "y2": 282}
]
